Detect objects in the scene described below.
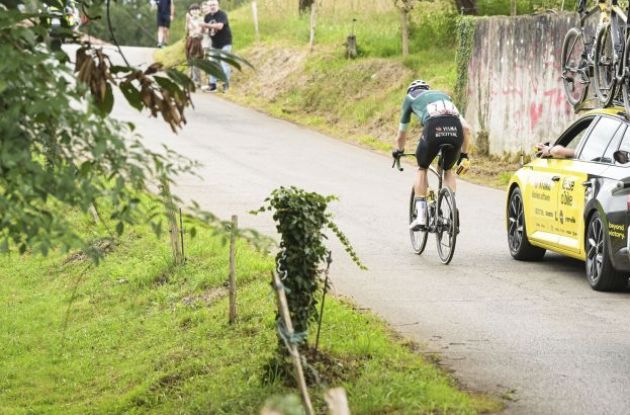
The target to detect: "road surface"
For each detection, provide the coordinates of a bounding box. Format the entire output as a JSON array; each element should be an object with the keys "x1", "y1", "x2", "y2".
[{"x1": 103, "y1": 46, "x2": 630, "y2": 415}]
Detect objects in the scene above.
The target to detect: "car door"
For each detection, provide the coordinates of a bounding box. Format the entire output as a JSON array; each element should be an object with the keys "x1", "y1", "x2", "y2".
[
  {"x1": 524, "y1": 117, "x2": 596, "y2": 248},
  {"x1": 554, "y1": 116, "x2": 624, "y2": 256},
  {"x1": 599, "y1": 127, "x2": 630, "y2": 262}
]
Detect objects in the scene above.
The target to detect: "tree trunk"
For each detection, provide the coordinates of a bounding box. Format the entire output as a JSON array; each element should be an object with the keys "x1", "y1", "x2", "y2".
[
  {"x1": 299, "y1": 0, "x2": 314, "y2": 14},
  {"x1": 454, "y1": 0, "x2": 477, "y2": 14},
  {"x1": 400, "y1": 8, "x2": 409, "y2": 57}
]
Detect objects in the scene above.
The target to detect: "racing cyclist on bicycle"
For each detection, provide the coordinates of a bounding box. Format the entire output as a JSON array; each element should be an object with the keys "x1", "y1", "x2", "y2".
[{"x1": 392, "y1": 80, "x2": 473, "y2": 230}]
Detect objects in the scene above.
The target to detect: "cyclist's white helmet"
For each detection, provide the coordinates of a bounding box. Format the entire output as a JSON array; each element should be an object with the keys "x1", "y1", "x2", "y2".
[{"x1": 407, "y1": 79, "x2": 430, "y2": 94}]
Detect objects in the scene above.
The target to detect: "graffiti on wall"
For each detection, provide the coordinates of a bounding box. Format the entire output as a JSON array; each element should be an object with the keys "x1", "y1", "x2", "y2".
[{"x1": 464, "y1": 14, "x2": 578, "y2": 154}]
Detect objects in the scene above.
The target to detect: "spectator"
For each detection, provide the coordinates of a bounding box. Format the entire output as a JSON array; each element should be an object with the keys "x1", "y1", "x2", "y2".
[
  {"x1": 200, "y1": 1, "x2": 212, "y2": 52},
  {"x1": 155, "y1": 0, "x2": 174, "y2": 48},
  {"x1": 185, "y1": 3, "x2": 204, "y2": 86},
  {"x1": 201, "y1": 0, "x2": 232, "y2": 93}
]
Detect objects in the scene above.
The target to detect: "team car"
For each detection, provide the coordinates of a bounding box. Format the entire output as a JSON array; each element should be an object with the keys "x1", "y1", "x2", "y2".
[{"x1": 506, "y1": 107, "x2": 630, "y2": 291}]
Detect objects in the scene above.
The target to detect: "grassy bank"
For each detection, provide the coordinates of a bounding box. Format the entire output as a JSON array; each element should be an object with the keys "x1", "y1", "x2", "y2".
[
  {"x1": 155, "y1": 0, "x2": 521, "y2": 188},
  {"x1": 0, "y1": 205, "x2": 502, "y2": 414}
]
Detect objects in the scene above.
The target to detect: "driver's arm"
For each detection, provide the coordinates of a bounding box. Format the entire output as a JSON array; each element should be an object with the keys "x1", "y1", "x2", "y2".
[
  {"x1": 550, "y1": 145, "x2": 576, "y2": 159},
  {"x1": 536, "y1": 143, "x2": 575, "y2": 159}
]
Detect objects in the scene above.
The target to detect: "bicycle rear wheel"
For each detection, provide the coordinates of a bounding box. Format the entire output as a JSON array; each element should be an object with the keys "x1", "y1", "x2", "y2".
[
  {"x1": 561, "y1": 27, "x2": 589, "y2": 107},
  {"x1": 621, "y1": 33, "x2": 630, "y2": 116},
  {"x1": 409, "y1": 187, "x2": 428, "y2": 255},
  {"x1": 593, "y1": 23, "x2": 617, "y2": 106},
  {"x1": 436, "y1": 187, "x2": 457, "y2": 265}
]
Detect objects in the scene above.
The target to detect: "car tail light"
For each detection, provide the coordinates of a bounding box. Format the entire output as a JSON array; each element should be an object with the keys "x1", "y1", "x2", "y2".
[{"x1": 627, "y1": 195, "x2": 630, "y2": 211}]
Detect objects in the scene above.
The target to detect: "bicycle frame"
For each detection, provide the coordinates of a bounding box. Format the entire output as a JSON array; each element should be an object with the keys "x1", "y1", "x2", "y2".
[
  {"x1": 607, "y1": 1, "x2": 629, "y2": 81},
  {"x1": 391, "y1": 153, "x2": 446, "y2": 193}
]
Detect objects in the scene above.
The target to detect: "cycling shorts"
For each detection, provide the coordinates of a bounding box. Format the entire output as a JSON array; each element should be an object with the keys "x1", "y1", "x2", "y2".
[{"x1": 416, "y1": 115, "x2": 463, "y2": 170}]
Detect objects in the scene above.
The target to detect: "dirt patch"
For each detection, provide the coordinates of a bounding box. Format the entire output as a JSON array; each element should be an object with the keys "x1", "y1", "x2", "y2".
[
  {"x1": 64, "y1": 237, "x2": 117, "y2": 264},
  {"x1": 262, "y1": 345, "x2": 368, "y2": 388},
  {"x1": 233, "y1": 44, "x2": 308, "y2": 102},
  {"x1": 181, "y1": 287, "x2": 228, "y2": 307}
]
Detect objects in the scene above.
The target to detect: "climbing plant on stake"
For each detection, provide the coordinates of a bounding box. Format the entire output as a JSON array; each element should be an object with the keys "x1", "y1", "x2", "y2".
[{"x1": 254, "y1": 186, "x2": 366, "y2": 354}]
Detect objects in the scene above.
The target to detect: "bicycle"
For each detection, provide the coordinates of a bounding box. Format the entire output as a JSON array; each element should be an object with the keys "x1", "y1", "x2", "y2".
[
  {"x1": 561, "y1": 0, "x2": 609, "y2": 108},
  {"x1": 392, "y1": 145, "x2": 458, "y2": 265},
  {"x1": 592, "y1": 0, "x2": 630, "y2": 112}
]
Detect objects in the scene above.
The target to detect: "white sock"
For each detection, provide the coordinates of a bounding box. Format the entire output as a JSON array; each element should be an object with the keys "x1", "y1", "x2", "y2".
[{"x1": 415, "y1": 199, "x2": 427, "y2": 224}]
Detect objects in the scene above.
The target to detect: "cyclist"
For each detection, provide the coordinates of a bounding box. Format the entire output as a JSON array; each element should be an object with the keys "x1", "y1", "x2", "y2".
[{"x1": 392, "y1": 80, "x2": 473, "y2": 230}]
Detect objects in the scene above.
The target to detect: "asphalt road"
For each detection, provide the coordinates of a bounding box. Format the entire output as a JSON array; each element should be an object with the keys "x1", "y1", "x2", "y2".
[{"x1": 102, "y1": 46, "x2": 630, "y2": 415}]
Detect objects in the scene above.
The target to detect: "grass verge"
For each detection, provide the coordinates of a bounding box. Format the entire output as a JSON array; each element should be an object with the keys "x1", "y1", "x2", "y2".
[{"x1": 0, "y1": 205, "x2": 502, "y2": 414}]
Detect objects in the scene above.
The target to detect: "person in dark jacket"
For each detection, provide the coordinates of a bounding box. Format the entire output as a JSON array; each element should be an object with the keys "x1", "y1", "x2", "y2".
[
  {"x1": 155, "y1": 0, "x2": 174, "y2": 48},
  {"x1": 201, "y1": 0, "x2": 233, "y2": 92}
]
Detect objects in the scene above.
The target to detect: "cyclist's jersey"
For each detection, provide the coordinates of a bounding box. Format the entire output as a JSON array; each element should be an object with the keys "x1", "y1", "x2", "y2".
[{"x1": 399, "y1": 90, "x2": 460, "y2": 132}]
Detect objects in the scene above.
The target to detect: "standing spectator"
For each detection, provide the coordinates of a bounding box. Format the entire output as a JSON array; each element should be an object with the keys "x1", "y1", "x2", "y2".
[
  {"x1": 185, "y1": 3, "x2": 204, "y2": 86},
  {"x1": 155, "y1": 0, "x2": 174, "y2": 48},
  {"x1": 201, "y1": 0, "x2": 232, "y2": 93},
  {"x1": 200, "y1": 1, "x2": 212, "y2": 52}
]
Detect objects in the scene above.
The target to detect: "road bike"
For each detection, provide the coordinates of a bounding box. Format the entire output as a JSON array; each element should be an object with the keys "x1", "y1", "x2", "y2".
[
  {"x1": 392, "y1": 145, "x2": 458, "y2": 265},
  {"x1": 592, "y1": 0, "x2": 630, "y2": 113},
  {"x1": 561, "y1": 0, "x2": 609, "y2": 107}
]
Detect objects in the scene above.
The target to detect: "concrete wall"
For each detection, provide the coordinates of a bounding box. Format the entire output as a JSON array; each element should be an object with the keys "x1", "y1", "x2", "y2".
[{"x1": 464, "y1": 13, "x2": 579, "y2": 154}]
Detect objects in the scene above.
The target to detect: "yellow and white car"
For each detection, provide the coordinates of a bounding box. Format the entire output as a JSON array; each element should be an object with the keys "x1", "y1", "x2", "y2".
[{"x1": 506, "y1": 108, "x2": 630, "y2": 291}]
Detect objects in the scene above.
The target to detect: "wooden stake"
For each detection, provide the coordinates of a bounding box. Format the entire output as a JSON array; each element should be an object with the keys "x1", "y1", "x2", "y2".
[
  {"x1": 252, "y1": 1, "x2": 260, "y2": 41},
  {"x1": 272, "y1": 271, "x2": 315, "y2": 415},
  {"x1": 229, "y1": 215, "x2": 238, "y2": 324},
  {"x1": 309, "y1": 0, "x2": 317, "y2": 51},
  {"x1": 161, "y1": 179, "x2": 183, "y2": 265},
  {"x1": 400, "y1": 8, "x2": 409, "y2": 57},
  {"x1": 179, "y1": 208, "x2": 185, "y2": 262}
]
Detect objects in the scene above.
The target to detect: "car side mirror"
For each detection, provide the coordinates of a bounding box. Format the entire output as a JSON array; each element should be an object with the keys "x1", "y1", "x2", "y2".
[{"x1": 613, "y1": 150, "x2": 630, "y2": 164}]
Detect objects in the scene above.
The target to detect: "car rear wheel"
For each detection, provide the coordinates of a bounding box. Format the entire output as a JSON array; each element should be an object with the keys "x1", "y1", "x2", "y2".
[
  {"x1": 507, "y1": 187, "x2": 546, "y2": 261},
  {"x1": 585, "y1": 212, "x2": 627, "y2": 291}
]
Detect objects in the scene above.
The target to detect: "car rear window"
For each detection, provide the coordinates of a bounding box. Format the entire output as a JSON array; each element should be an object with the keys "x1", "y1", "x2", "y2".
[{"x1": 579, "y1": 117, "x2": 622, "y2": 162}]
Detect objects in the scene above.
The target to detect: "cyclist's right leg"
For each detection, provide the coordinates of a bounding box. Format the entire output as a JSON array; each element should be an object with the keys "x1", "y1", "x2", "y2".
[{"x1": 410, "y1": 132, "x2": 439, "y2": 230}]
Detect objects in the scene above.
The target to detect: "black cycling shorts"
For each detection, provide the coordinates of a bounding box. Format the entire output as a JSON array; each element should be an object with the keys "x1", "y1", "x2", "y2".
[{"x1": 416, "y1": 115, "x2": 464, "y2": 170}]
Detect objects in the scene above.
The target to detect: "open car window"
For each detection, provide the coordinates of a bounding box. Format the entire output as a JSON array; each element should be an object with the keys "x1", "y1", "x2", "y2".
[
  {"x1": 578, "y1": 116, "x2": 623, "y2": 162},
  {"x1": 555, "y1": 116, "x2": 595, "y2": 153}
]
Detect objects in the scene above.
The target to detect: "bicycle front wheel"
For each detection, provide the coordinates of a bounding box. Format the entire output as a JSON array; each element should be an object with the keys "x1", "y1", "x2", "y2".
[
  {"x1": 436, "y1": 187, "x2": 457, "y2": 265},
  {"x1": 593, "y1": 23, "x2": 617, "y2": 106},
  {"x1": 409, "y1": 187, "x2": 428, "y2": 255},
  {"x1": 561, "y1": 27, "x2": 588, "y2": 107}
]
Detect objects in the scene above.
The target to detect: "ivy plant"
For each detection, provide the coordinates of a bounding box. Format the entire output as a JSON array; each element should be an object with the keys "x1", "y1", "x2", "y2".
[{"x1": 255, "y1": 186, "x2": 366, "y2": 357}]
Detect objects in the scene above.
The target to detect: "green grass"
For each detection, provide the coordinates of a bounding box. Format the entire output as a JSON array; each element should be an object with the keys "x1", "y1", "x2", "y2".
[{"x1": 0, "y1": 205, "x2": 502, "y2": 414}]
